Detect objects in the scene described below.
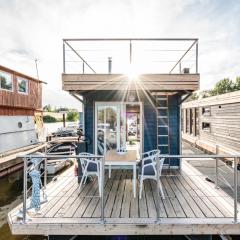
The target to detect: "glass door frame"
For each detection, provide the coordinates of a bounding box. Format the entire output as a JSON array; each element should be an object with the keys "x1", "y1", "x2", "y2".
[{"x1": 94, "y1": 101, "x2": 143, "y2": 155}]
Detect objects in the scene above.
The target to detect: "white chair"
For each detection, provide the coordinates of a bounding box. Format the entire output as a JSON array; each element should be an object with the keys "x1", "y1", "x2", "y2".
[
  {"x1": 78, "y1": 154, "x2": 102, "y2": 197},
  {"x1": 139, "y1": 153, "x2": 165, "y2": 200}
]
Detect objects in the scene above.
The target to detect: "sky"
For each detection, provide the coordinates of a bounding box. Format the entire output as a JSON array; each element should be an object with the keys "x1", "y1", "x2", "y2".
[{"x1": 0, "y1": 0, "x2": 239, "y2": 110}]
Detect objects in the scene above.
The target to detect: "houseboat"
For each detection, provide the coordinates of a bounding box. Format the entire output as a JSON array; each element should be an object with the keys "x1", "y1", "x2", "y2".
[
  {"x1": 182, "y1": 90, "x2": 240, "y2": 158},
  {"x1": 8, "y1": 38, "x2": 240, "y2": 239},
  {"x1": 0, "y1": 65, "x2": 45, "y2": 175}
]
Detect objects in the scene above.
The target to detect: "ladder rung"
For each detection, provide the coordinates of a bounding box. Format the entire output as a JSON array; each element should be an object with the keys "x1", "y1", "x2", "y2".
[
  {"x1": 158, "y1": 135, "x2": 168, "y2": 137},
  {"x1": 157, "y1": 107, "x2": 168, "y2": 109},
  {"x1": 157, "y1": 98, "x2": 167, "y2": 100},
  {"x1": 157, "y1": 116, "x2": 168, "y2": 118},
  {"x1": 158, "y1": 125, "x2": 169, "y2": 127},
  {"x1": 158, "y1": 144, "x2": 169, "y2": 146}
]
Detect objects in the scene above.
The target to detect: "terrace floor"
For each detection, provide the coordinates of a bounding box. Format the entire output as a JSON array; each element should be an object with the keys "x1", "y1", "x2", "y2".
[{"x1": 8, "y1": 160, "x2": 240, "y2": 236}]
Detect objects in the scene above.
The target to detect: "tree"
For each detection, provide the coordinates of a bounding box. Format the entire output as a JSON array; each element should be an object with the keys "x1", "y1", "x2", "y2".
[
  {"x1": 210, "y1": 78, "x2": 234, "y2": 96},
  {"x1": 234, "y1": 76, "x2": 240, "y2": 90},
  {"x1": 43, "y1": 104, "x2": 52, "y2": 112},
  {"x1": 43, "y1": 115, "x2": 57, "y2": 123},
  {"x1": 66, "y1": 111, "x2": 79, "y2": 122}
]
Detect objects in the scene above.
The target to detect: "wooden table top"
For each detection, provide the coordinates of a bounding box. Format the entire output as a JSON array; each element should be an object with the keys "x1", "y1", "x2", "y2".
[{"x1": 105, "y1": 149, "x2": 137, "y2": 163}]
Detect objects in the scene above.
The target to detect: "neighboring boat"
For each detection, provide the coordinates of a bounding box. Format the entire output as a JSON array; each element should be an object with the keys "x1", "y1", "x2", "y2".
[
  {"x1": 46, "y1": 142, "x2": 76, "y2": 174},
  {"x1": 51, "y1": 127, "x2": 78, "y2": 138}
]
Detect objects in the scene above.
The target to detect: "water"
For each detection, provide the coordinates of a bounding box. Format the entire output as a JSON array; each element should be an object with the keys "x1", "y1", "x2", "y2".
[{"x1": 0, "y1": 169, "x2": 46, "y2": 240}]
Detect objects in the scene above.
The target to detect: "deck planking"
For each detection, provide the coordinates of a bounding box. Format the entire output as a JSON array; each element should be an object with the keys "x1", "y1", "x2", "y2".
[{"x1": 8, "y1": 162, "x2": 240, "y2": 235}]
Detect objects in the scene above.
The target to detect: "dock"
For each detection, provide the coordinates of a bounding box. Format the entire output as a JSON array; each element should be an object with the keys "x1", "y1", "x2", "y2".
[{"x1": 8, "y1": 160, "x2": 240, "y2": 236}]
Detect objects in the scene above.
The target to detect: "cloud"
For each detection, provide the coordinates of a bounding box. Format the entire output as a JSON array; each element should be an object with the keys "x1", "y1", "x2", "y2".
[{"x1": 0, "y1": 0, "x2": 239, "y2": 105}]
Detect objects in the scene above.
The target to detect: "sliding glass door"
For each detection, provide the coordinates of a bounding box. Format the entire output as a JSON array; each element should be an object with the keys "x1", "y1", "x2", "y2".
[{"x1": 95, "y1": 103, "x2": 126, "y2": 155}]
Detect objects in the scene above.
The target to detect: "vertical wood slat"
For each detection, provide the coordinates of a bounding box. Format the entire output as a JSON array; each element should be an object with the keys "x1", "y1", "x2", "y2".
[{"x1": 0, "y1": 65, "x2": 42, "y2": 115}]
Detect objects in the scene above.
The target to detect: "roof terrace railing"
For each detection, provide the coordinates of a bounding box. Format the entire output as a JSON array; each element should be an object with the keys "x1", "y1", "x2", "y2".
[{"x1": 62, "y1": 38, "x2": 199, "y2": 75}]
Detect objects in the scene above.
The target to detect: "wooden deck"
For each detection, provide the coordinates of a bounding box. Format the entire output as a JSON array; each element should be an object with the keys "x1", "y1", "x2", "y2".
[{"x1": 8, "y1": 161, "x2": 240, "y2": 236}]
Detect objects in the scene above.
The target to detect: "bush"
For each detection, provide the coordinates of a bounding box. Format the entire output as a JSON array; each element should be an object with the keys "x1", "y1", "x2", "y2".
[
  {"x1": 43, "y1": 115, "x2": 57, "y2": 123},
  {"x1": 67, "y1": 111, "x2": 79, "y2": 122}
]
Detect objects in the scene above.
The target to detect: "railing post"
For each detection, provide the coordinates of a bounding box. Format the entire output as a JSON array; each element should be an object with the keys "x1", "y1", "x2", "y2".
[
  {"x1": 101, "y1": 156, "x2": 105, "y2": 223},
  {"x1": 215, "y1": 145, "x2": 219, "y2": 189},
  {"x1": 233, "y1": 157, "x2": 238, "y2": 223},
  {"x1": 196, "y1": 41, "x2": 198, "y2": 74},
  {"x1": 22, "y1": 157, "x2": 28, "y2": 223},
  {"x1": 156, "y1": 156, "x2": 161, "y2": 222},
  {"x1": 63, "y1": 41, "x2": 66, "y2": 73},
  {"x1": 44, "y1": 145, "x2": 47, "y2": 188}
]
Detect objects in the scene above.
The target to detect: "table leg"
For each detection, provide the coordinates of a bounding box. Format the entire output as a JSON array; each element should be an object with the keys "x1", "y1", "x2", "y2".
[
  {"x1": 109, "y1": 165, "x2": 111, "y2": 178},
  {"x1": 133, "y1": 164, "x2": 136, "y2": 198}
]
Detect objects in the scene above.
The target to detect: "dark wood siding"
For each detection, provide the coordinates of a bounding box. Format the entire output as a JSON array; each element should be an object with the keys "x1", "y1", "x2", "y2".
[{"x1": 83, "y1": 90, "x2": 180, "y2": 166}]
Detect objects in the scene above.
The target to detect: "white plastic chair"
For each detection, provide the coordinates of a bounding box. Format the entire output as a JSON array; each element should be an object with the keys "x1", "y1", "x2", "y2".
[
  {"x1": 139, "y1": 153, "x2": 165, "y2": 200},
  {"x1": 78, "y1": 154, "x2": 102, "y2": 197}
]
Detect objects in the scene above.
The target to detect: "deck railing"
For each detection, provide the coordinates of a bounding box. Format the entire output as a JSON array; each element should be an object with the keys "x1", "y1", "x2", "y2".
[
  {"x1": 19, "y1": 153, "x2": 239, "y2": 224},
  {"x1": 62, "y1": 38, "x2": 199, "y2": 75}
]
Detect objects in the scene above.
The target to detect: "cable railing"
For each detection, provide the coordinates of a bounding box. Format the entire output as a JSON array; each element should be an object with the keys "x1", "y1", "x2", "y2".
[
  {"x1": 17, "y1": 153, "x2": 239, "y2": 225},
  {"x1": 62, "y1": 38, "x2": 199, "y2": 75}
]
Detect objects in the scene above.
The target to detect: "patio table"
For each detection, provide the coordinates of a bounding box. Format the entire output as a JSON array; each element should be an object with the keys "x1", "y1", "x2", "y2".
[{"x1": 105, "y1": 149, "x2": 137, "y2": 198}]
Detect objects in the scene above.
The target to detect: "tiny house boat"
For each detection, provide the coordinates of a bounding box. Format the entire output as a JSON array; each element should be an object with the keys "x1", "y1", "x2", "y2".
[{"x1": 8, "y1": 38, "x2": 240, "y2": 238}]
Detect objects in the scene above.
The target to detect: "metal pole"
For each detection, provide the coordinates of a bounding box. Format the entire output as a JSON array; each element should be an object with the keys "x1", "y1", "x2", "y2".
[
  {"x1": 101, "y1": 156, "x2": 105, "y2": 223},
  {"x1": 63, "y1": 41, "x2": 66, "y2": 73},
  {"x1": 156, "y1": 157, "x2": 161, "y2": 222},
  {"x1": 196, "y1": 41, "x2": 198, "y2": 73},
  {"x1": 23, "y1": 157, "x2": 28, "y2": 223},
  {"x1": 234, "y1": 157, "x2": 238, "y2": 223},
  {"x1": 179, "y1": 61, "x2": 182, "y2": 73},
  {"x1": 108, "y1": 57, "x2": 112, "y2": 74},
  {"x1": 129, "y1": 40, "x2": 132, "y2": 64},
  {"x1": 82, "y1": 62, "x2": 85, "y2": 74},
  {"x1": 215, "y1": 145, "x2": 219, "y2": 189},
  {"x1": 44, "y1": 145, "x2": 47, "y2": 188}
]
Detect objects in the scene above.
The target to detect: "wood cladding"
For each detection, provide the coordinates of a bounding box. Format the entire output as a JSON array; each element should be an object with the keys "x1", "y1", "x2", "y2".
[
  {"x1": 0, "y1": 65, "x2": 42, "y2": 112},
  {"x1": 182, "y1": 91, "x2": 240, "y2": 153},
  {"x1": 62, "y1": 73, "x2": 199, "y2": 92}
]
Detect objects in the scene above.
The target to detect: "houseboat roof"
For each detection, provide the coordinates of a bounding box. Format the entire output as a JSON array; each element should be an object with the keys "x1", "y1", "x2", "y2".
[
  {"x1": 62, "y1": 38, "x2": 200, "y2": 93},
  {"x1": 182, "y1": 90, "x2": 240, "y2": 108},
  {"x1": 0, "y1": 65, "x2": 46, "y2": 84}
]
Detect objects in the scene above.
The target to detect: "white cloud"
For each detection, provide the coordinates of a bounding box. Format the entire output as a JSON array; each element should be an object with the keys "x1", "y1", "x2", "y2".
[{"x1": 0, "y1": 0, "x2": 239, "y2": 104}]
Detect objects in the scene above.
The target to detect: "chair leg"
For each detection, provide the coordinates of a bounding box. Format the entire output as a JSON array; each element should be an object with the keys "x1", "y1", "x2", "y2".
[
  {"x1": 83, "y1": 174, "x2": 88, "y2": 184},
  {"x1": 78, "y1": 175, "x2": 85, "y2": 193},
  {"x1": 159, "y1": 179, "x2": 165, "y2": 199},
  {"x1": 139, "y1": 177, "x2": 143, "y2": 199}
]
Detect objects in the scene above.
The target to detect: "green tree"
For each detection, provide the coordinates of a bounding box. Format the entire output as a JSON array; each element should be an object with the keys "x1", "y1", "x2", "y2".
[
  {"x1": 43, "y1": 115, "x2": 57, "y2": 123},
  {"x1": 43, "y1": 104, "x2": 52, "y2": 112},
  {"x1": 66, "y1": 111, "x2": 79, "y2": 122},
  {"x1": 210, "y1": 78, "x2": 234, "y2": 96},
  {"x1": 234, "y1": 76, "x2": 240, "y2": 90}
]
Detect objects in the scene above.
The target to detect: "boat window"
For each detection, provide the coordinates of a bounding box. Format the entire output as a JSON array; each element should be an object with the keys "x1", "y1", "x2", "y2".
[
  {"x1": 202, "y1": 122, "x2": 210, "y2": 132},
  {"x1": 202, "y1": 107, "x2": 211, "y2": 116},
  {"x1": 0, "y1": 70, "x2": 13, "y2": 91},
  {"x1": 17, "y1": 77, "x2": 28, "y2": 94}
]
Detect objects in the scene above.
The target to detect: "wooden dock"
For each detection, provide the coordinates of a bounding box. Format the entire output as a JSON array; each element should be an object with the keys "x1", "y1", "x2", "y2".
[{"x1": 8, "y1": 161, "x2": 240, "y2": 236}]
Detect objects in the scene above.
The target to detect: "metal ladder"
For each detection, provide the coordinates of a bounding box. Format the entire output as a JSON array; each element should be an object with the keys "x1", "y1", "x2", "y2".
[{"x1": 156, "y1": 95, "x2": 170, "y2": 167}]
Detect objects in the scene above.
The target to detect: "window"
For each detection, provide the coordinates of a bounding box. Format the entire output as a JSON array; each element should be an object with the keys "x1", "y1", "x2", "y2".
[
  {"x1": 202, "y1": 107, "x2": 211, "y2": 116},
  {"x1": 202, "y1": 122, "x2": 210, "y2": 132},
  {"x1": 17, "y1": 77, "x2": 28, "y2": 94},
  {"x1": 195, "y1": 108, "x2": 199, "y2": 136},
  {"x1": 0, "y1": 70, "x2": 13, "y2": 91}
]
